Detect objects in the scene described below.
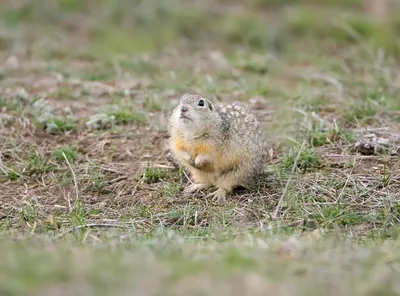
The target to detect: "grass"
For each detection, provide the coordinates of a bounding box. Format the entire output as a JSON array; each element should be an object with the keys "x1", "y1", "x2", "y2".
[
  {"x1": 107, "y1": 108, "x2": 146, "y2": 125},
  {"x1": 1, "y1": 231, "x2": 400, "y2": 296},
  {"x1": 0, "y1": 166, "x2": 22, "y2": 182},
  {"x1": 27, "y1": 150, "x2": 56, "y2": 176},
  {"x1": 142, "y1": 167, "x2": 169, "y2": 183},
  {"x1": 280, "y1": 145, "x2": 322, "y2": 172},
  {"x1": 1, "y1": 0, "x2": 400, "y2": 294},
  {"x1": 255, "y1": 0, "x2": 364, "y2": 8},
  {"x1": 52, "y1": 145, "x2": 79, "y2": 163}
]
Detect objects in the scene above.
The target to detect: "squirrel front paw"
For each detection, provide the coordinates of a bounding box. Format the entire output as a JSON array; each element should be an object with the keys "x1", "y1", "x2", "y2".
[
  {"x1": 180, "y1": 151, "x2": 195, "y2": 166},
  {"x1": 194, "y1": 154, "x2": 211, "y2": 170}
]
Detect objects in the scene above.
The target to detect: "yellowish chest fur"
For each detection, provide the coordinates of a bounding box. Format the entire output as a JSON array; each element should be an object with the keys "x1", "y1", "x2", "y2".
[{"x1": 171, "y1": 135, "x2": 243, "y2": 173}]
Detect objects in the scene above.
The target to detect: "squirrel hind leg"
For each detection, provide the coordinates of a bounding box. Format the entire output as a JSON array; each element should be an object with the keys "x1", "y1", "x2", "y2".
[
  {"x1": 209, "y1": 176, "x2": 240, "y2": 204},
  {"x1": 207, "y1": 188, "x2": 228, "y2": 205},
  {"x1": 189, "y1": 168, "x2": 215, "y2": 185},
  {"x1": 183, "y1": 168, "x2": 215, "y2": 195},
  {"x1": 212, "y1": 168, "x2": 255, "y2": 203},
  {"x1": 184, "y1": 183, "x2": 211, "y2": 194}
]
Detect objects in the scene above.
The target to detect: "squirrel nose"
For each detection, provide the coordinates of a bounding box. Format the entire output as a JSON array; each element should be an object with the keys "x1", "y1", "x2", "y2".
[{"x1": 181, "y1": 105, "x2": 188, "y2": 113}]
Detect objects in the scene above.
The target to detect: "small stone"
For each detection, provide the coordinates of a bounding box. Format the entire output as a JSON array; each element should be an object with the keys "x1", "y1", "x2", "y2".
[
  {"x1": 15, "y1": 87, "x2": 29, "y2": 101},
  {"x1": 5, "y1": 55, "x2": 19, "y2": 69},
  {"x1": 85, "y1": 113, "x2": 116, "y2": 130},
  {"x1": 46, "y1": 122, "x2": 60, "y2": 135},
  {"x1": 249, "y1": 96, "x2": 267, "y2": 110},
  {"x1": 0, "y1": 114, "x2": 14, "y2": 127}
]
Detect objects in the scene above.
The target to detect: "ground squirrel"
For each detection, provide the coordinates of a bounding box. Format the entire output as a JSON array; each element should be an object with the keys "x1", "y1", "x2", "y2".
[{"x1": 168, "y1": 94, "x2": 266, "y2": 204}]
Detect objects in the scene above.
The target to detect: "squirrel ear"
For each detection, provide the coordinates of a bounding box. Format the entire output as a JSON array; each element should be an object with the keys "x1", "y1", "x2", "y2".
[{"x1": 207, "y1": 100, "x2": 214, "y2": 111}]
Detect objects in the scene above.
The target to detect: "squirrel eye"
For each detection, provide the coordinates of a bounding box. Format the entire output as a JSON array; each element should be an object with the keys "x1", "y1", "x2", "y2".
[{"x1": 197, "y1": 99, "x2": 205, "y2": 107}]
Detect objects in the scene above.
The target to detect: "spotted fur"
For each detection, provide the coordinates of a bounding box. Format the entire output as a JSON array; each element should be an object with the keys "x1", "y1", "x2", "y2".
[{"x1": 168, "y1": 94, "x2": 266, "y2": 204}]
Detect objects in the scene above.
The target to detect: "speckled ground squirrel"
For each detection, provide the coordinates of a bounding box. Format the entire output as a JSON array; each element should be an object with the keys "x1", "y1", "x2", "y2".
[{"x1": 168, "y1": 94, "x2": 266, "y2": 204}]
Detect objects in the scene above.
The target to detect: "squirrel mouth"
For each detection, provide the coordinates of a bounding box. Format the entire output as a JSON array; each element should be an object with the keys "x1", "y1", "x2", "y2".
[{"x1": 180, "y1": 114, "x2": 192, "y2": 121}]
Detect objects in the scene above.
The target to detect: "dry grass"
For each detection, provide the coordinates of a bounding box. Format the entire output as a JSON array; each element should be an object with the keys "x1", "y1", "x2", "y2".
[{"x1": 1, "y1": 0, "x2": 400, "y2": 295}]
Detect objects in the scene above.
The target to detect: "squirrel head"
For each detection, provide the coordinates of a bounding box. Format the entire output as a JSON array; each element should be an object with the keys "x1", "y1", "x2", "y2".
[{"x1": 170, "y1": 94, "x2": 218, "y2": 138}]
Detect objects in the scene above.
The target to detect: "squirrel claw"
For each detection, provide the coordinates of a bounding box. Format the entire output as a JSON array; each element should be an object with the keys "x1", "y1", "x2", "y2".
[
  {"x1": 184, "y1": 183, "x2": 210, "y2": 194},
  {"x1": 207, "y1": 188, "x2": 227, "y2": 205}
]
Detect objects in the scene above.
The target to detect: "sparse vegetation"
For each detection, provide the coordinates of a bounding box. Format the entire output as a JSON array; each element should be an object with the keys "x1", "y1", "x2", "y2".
[
  {"x1": 0, "y1": 165, "x2": 22, "y2": 182},
  {"x1": 280, "y1": 145, "x2": 323, "y2": 172},
  {"x1": 107, "y1": 106, "x2": 146, "y2": 125},
  {"x1": 35, "y1": 116, "x2": 77, "y2": 134},
  {"x1": 163, "y1": 182, "x2": 182, "y2": 198},
  {"x1": 0, "y1": 0, "x2": 400, "y2": 295},
  {"x1": 142, "y1": 167, "x2": 168, "y2": 183},
  {"x1": 52, "y1": 145, "x2": 79, "y2": 163},
  {"x1": 27, "y1": 150, "x2": 56, "y2": 176}
]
